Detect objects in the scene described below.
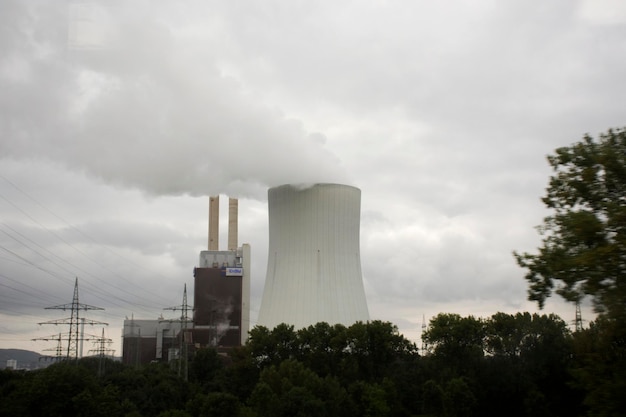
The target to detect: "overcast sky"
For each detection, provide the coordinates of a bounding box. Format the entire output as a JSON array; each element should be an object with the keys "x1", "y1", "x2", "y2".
[{"x1": 2, "y1": 0, "x2": 625, "y2": 356}]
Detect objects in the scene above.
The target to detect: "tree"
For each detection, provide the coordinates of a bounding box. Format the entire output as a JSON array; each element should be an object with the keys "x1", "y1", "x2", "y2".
[
  {"x1": 514, "y1": 128, "x2": 626, "y2": 417},
  {"x1": 570, "y1": 316, "x2": 626, "y2": 417},
  {"x1": 26, "y1": 362, "x2": 101, "y2": 417},
  {"x1": 485, "y1": 312, "x2": 570, "y2": 361},
  {"x1": 215, "y1": 345, "x2": 260, "y2": 400},
  {"x1": 199, "y1": 392, "x2": 242, "y2": 417},
  {"x1": 188, "y1": 347, "x2": 223, "y2": 388},
  {"x1": 443, "y1": 377, "x2": 476, "y2": 417},
  {"x1": 422, "y1": 313, "x2": 485, "y2": 376},
  {"x1": 295, "y1": 322, "x2": 347, "y2": 377},
  {"x1": 421, "y1": 379, "x2": 445, "y2": 417},
  {"x1": 514, "y1": 128, "x2": 626, "y2": 319},
  {"x1": 348, "y1": 381, "x2": 391, "y2": 417},
  {"x1": 248, "y1": 359, "x2": 350, "y2": 417},
  {"x1": 481, "y1": 312, "x2": 578, "y2": 417},
  {"x1": 343, "y1": 321, "x2": 418, "y2": 381},
  {"x1": 247, "y1": 323, "x2": 297, "y2": 367}
]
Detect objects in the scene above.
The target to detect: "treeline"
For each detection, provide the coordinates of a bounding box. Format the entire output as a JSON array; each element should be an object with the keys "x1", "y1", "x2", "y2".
[{"x1": 0, "y1": 313, "x2": 622, "y2": 417}]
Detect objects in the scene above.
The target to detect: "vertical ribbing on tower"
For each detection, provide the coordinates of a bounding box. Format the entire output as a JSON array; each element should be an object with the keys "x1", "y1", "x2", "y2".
[{"x1": 258, "y1": 184, "x2": 369, "y2": 329}]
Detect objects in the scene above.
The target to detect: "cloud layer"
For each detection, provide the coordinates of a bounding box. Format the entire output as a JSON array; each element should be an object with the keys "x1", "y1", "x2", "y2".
[
  {"x1": 2, "y1": 0, "x2": 624, "y2": 353},
  {"x1": 1, "y1": 1, "x2": 348, "y2": 199}
]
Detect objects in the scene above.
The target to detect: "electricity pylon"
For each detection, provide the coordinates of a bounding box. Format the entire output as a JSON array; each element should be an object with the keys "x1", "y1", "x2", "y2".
[
  {"x1": 33, "y1": 332, "x2": 65, "y2": 364},
  {"x1": 574, "y1": 299, "x2": 585, "y2": 332},
  {"x1": 88, "y1": 328, "x2": 114, "y2": 377},
  {"x1": 163, "y1": 283, "x2": 193, "y2": 381},
  {"x1": 421, "y1": 314, "x2": 429, "y2": 354},
  {"x1": 38, "y1": 278, "x2": 108, "y2": 360}
]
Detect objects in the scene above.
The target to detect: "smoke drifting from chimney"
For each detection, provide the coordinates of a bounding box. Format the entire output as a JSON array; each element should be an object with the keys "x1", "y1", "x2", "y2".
[{"x1": 0, "y1": 2, "x2": 349, "y2": 200}]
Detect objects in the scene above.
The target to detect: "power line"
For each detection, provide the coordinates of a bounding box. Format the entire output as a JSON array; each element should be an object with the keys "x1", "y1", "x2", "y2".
[
  {"x1": 0, "y1": 220, "x2": 179, "y2": 314},
  {"x1": 0, "y1": 175, "x2": 178, "y2": 297},
  {"x1": 0, "y1": 224, "x2": 170, "y2": 310},
  {"x1": 0, "y1": 174, "x2": 201, "y2": 350}
]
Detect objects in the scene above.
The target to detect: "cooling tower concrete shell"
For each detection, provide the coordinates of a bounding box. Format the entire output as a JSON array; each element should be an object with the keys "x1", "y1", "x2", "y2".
[{"x1": 257, "y1": 183, "x2": 370, "y2": 330}]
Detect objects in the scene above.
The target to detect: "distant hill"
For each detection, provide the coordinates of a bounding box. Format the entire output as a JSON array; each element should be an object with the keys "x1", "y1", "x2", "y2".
[{"x1": 0, "y1": 349, "x2": 42, "y2": 370}]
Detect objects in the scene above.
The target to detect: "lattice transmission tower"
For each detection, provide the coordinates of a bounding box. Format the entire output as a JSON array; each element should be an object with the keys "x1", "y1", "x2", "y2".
[
  {"x1": 574, "y1": 299, "x2": 585, "y2": 332},
  {"x1": 88, "y1": 328, "x2": 114, "y2": 376},
  {"x1": 38, "y1": 278, "x2": 108, "y2": 360},
  {"x1": 32, "y1": 332, "x2": 65, "y2": 364},
  {"x1": 163, "y1": 283, "x2": 193, "y2": 380},
  {"x1": 421, "y1": 314, "x2": 429, "y2": 354}
]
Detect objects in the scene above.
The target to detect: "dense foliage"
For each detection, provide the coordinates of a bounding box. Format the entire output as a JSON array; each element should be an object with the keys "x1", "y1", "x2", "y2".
[
  {"x1": 0, "y1": 316, "x2": 603, "y2": 417},
  {"x1": 514, "y1": 128, "x2": 626, "y2": 317},
  {"x1": 515, "y1": 128, "x2": 626, "y2": 416}
]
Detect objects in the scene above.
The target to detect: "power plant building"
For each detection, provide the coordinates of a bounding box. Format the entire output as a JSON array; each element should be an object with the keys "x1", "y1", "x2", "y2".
[
  {"x1": 121, "y1": 318, "x2": 182, "y2": 366},
  {"x1": 257, "y1": 183, "x2": 369, "y2": 330},
  {"x1": 193, "y1": 244, "x2": 250, "y2": 347},
  {"x1": 122, "y1": 196, "x2": 250, "y2": 365},
  {"x1": 193, "y1": 196, "x2": 250, "y2": 348}
]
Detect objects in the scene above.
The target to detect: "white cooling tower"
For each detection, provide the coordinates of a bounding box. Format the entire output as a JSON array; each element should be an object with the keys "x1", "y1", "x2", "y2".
[{"x1": 257, "y1": 183, "x2": 370, "y2": 329}]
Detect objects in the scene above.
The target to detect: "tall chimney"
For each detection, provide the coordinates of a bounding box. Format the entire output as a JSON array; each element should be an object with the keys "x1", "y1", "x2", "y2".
[
  {"x1": 228, "y1": 198, "x2": 238, "y2": 251},
  {"x1": 208, "y1": 196, "x2": 219, "y2": 250}
]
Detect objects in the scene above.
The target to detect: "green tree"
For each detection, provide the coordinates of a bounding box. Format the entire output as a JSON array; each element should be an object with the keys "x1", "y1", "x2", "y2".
[
  {"x1": 343, "y1": 321, "x2": 418, "y2": 381},
  {"x1": 514, "y1": 127, "x2": 626, "y2": 319},
  {"x1": 481, "y1": 313, "x2": 579, "y2": 417},
  {"x1": 26, "y1": 362, "x2": 101, "y2": 417},
  {"x1": 514, "y1": 128, "x2": 626, "y2": 417},
  {"x1": 248, "y1": 359, "x2": 350, "y2": 417},
  {"x1": 0, "y1": 369, "x2": 33, "y2": 417},
  {"x1": 348, "y1": 381, "x2": 390, "y2": 417},
  {"x1": 188, "y1": 347, "x2": 223, "y2": 388},
  {"x1": 200, "y1": 392, "x2": 242, "y2": 417},
  {"x1": 421, "y1": 379, "x2": 445, "y2": 417},
  {"x1": 105, "y1": 362, "x2": 189, "y2": 416},
  {"x1": 422, "y1": 313, "x2": 485, "y2": 377},
  {"x1": 247, "y1": 323, "x2": 297, "y2": 367},
  {"x1": 485, "y1": 312, "x2": 571, "y2": 362},
  {"x1": 295, "y1": 322, "x2": 347, "y2": 377},
  {"x1": 570, "y1": 316, "x2": 626, "y2": 417},
  {"x1": 158, "y1": 411, "x2": 192, "y2": 417},
  {"x1": 443, "y1": 377, "x2": 476, "y2": 417}
]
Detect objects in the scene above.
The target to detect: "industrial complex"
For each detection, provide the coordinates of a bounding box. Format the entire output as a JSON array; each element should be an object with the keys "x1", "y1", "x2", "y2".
[
  {"x1": 122, "y1": 183, "x2": 369, "y2": 365},
  {"x1": 122, "y1": 196, "x2": 250, "y2": 365}
]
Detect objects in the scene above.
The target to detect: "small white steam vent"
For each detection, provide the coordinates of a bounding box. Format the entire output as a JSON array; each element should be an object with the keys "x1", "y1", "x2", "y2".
[{"x1": 257, "y1": 183, "x2": 370, "y2": 329}]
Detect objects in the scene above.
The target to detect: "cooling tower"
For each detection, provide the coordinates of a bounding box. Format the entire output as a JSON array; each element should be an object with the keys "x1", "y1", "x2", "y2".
[{"x1": 257, "y1": 183, "x2": 370, "y2": 329}]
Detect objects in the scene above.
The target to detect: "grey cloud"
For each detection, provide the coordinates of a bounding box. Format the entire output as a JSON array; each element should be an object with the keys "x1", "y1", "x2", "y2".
[
  {"x1": 1, "y1": 0, "x2": 619, "y2": 353},
  {"x1": 0, "y1": 1, "x2": 348, "y2": 200}
]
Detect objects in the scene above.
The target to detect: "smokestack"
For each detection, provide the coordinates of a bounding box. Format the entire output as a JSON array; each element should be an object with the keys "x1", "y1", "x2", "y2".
[
  {"x1": 228, "y1": 198, "x2": 238, "y2": 251},
  {"x1": 208, "y1": 196, "x2": 219, "y2": 250},
  {"x1": 257, "y1": 183, "x2": 369, "y2": 329}
]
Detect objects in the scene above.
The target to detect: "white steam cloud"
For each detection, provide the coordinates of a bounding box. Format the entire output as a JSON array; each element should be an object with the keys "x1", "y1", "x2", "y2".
[{"x1": 0, "y1": 1, "x2": 347, "y2": 200}]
